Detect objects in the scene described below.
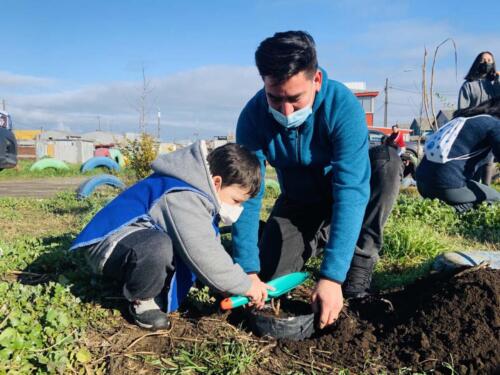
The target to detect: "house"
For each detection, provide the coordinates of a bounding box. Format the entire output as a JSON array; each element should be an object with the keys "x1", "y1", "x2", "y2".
[
  {"x1": 82, "y1": 131, "x2": 125, "y2": 146},
  {"x1": 436, "y1": 109, "x2": 455, "y2": 127},
  {"x1": 410, "y1": 117, "x2": 435, "y2": 136},
  {"x1": 345, "y1": 82, "x2": 415, "y2": 139},
  {"x1": 345, "y1": 82, "x2": 378, "y2": 126}
]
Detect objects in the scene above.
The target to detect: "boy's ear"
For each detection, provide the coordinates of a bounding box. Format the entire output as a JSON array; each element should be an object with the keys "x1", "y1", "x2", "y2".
[{"x1": 212, "y1": 176, "x2": 222, "y2": 191}]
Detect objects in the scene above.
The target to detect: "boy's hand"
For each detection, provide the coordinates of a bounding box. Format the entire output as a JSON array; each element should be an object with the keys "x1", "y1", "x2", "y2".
[
  {"x1": 310, "y1": 278, "x2": 343, "y2": 329},
  {"x1": 245, "y1": 274, "x2": 275, "y2": 309}
]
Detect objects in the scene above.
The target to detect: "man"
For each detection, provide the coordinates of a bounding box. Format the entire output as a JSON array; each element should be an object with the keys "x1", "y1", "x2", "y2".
[
  {"x1": 233, "y1": 31, "x2": 401, "y2": 329},
  {"x1": 387, "y1": 124, "x2": 406, "y2": 155},
  {"x1": 232, "y1": 31, "x2": 398, "y2": 330}
]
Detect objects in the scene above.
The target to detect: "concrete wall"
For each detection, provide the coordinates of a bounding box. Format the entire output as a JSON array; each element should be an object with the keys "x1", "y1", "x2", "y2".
[{"x1": 36, "y1": 139, "x2": 94, "y2": 163}]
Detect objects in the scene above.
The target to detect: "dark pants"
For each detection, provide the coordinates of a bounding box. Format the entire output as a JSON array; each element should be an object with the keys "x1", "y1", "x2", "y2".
[
  {"x1": 472, "y1": 155, "x2": 495, "y2": 186},
  {"x1": 102, "y1": 229, "x2": 174, "y2": 301},
  {"x1": 259, "y1": 145, "x2": 403, "y2": 281},
  {"x1": 417, "y1": 179, "x2": 500, "y2": 213}
]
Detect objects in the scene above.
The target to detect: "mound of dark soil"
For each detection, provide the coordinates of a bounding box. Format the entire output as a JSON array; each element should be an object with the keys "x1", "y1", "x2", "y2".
[{"x1": 274, "y1": 268, "x2": 500, "y2": 374}]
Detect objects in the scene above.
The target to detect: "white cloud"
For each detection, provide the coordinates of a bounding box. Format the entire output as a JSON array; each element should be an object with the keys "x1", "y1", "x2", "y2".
[
  {"x1": 3, "y1": 16, "x2": 499, "y2": 137},
  {"x1": 0, "y1": 71, "x2": 55, "y2": 89},
  {"x1": 4, "y1": 66, "x2": 263, "y2": 140}
]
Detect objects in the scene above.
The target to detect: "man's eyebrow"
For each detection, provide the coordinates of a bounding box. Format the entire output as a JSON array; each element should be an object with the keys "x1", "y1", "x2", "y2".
[
  {"x1": 267, "y1": 92, "x2": 282, "y2": 100},
  {"x1": 267, "y1": 92, "x2": 303, "y2": 101}
]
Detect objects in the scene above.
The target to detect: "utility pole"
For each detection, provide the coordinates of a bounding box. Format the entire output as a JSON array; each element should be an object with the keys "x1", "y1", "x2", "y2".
[
  {"x1": 157, "y1": 110, "x2": 161, "y2": 140},
  {"x1": 97, "y1": 115, "x2": 101, "y2": 131},
  {"x1": 384, "y1": 78, "x2": 388, "y2": 128},
  {"x1": 2, "y1": 99, "x2": 5, "y2": 111}
]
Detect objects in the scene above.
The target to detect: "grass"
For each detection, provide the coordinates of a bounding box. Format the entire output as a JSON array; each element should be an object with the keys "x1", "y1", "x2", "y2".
[
  {"x1": 147, "y1": 340, "x2": 259, "y2": 375},
  {"x1": 0, "y1": 184, "x2": 498, "y2": 373}
]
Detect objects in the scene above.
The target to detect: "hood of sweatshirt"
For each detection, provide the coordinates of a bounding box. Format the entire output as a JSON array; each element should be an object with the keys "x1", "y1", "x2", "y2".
[{"x1": 151, "y1": 141, "x2": 220, "y2": 210}]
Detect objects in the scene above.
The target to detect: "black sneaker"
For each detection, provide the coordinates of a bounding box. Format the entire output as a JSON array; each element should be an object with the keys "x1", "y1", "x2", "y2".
[
  {"x1": 129, "y1": 299, "x2": 171, "y2": 330},
  {"x1": 342, "y1": 256, "x2": 376, "y2": 299}
]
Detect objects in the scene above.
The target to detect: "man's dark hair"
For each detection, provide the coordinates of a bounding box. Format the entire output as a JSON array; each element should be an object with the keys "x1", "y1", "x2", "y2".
[
  {"x1": 207, "y1": 143, "x2": 261, "y2": 197},
  {"x1": 255, "y1": 30, "x2": 318, "y2": 83},
  {"x1": 453, "y1": 97, "x2": 500, "y2": 118},
  {"x1": 391, "y1": 125, "x2": 399, "y2": 131},
  {"x1": 464, "y1": 51, "x2": 497, "y2": 82}
]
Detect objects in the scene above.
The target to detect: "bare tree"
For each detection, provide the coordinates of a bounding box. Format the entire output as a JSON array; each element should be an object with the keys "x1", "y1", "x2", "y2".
[
  {"x1": 421, "y1": 38, "x2": 458, "y2": 131},
  {"x1": 138, "y1": 65, "x2": 153, "y2": 134}
]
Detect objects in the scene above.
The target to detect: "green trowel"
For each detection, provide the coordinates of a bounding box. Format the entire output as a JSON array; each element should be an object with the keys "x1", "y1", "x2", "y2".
[{"x1": 220, "y1": 272, "x2": 309, "y2": 310}]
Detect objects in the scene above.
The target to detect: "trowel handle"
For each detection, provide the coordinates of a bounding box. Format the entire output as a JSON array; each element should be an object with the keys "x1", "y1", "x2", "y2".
[
  {"x1": 220, "y1": 272, "x2": 309, "y2": 310},
  {"x1": 220, "y1": 295, "x2": 249, "y2": 310}
]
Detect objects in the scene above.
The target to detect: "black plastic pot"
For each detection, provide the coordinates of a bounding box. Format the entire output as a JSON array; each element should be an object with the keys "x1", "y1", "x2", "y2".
[{"x1": 246, "y1": 301, "x2": 316, "y2": 340}]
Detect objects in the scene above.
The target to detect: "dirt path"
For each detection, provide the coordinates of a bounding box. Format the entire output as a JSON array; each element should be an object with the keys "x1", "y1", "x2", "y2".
[{"x1": 0, "y1": 177, "x2": 87, "y2": 197}]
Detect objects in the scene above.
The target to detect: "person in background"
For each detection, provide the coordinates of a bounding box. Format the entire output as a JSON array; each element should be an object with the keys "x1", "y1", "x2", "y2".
[
  {"x1": 416, "y1": 98, "x2": 500, "y2": 212},
  {"x1": 458, "y1": 51, "x2": 500, "y2": 110},
  {"x1": 387, "y1": 124, "x2": 406, "y2": 156},
  {"x1": 458, "y1": 52, "x2": 500, "y2": 185}
]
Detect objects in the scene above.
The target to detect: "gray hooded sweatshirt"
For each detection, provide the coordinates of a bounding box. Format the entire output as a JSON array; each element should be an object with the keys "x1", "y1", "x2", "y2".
[
  {"x1": 458, "y1": 78, "x2": 500, "y2": 110},
  {"x1": 84, "y1": 141, "x2": 251, "y2": 296}
]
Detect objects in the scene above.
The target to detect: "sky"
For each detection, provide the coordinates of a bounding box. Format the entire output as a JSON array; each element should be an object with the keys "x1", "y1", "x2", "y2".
[{"x1": 2, "y1": 0, "x2": 499, "y2": 141}]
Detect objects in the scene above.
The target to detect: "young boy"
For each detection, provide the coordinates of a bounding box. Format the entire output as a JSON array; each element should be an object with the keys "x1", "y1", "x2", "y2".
[{"x1": 70, "y1": 141, "x2": 272, "y2": 330}]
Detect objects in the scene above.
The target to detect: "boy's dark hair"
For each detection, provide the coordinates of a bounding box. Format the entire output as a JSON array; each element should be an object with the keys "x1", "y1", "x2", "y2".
[
  {"x1": 207, "y1": 143, "x2": 261, "y2": 198},
  {"x1": 464, "y1": 51, "x2": 497, "y2": 82},
  {"x1": 453, "y1": 97, "x2": 500, "y2": 118},
  {"x1": 255, "y1": 30, "x2": 318, "y2": 84}
]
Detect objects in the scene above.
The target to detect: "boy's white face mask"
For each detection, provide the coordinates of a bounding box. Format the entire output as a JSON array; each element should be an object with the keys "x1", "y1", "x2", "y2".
[
  {"x1": 218, "y1": 202, "x2": 244, "y2": 225},
  {"x1": 212, "y1": 175, "x2": 248, "y2": 225}
]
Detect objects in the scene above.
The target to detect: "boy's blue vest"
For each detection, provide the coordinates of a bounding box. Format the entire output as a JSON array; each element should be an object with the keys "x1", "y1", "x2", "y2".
[{"x1": 70, "y1": 174, "x2": 220, "y2": 312}]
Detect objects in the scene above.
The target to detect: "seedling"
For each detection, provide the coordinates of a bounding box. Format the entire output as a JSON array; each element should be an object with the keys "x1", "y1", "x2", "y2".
[{"x1": 270, "y1": 297, "x2": 281, "y2": 316}]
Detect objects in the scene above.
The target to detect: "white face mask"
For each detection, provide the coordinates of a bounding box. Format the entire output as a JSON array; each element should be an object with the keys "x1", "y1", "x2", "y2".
[
  {"x1": 219, "y1": 202, "x2": 244, "y2": 225},
  {"x1": 268, "y1": 105, "x2": 312, "y2": 129}
]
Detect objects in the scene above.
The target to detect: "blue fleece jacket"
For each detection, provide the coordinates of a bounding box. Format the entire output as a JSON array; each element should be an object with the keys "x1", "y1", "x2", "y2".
[{"x1": 232, "y1": 69, "x2": 371, "y2": 283}]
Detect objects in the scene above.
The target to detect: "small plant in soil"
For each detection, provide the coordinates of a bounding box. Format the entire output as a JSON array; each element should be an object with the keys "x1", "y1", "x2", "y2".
[{"x1": 270, "y1": 297, "x2": 281, "y2": 316}]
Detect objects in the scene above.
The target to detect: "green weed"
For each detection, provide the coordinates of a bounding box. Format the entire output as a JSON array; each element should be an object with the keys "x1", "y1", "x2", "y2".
[
  {"x1": 0, "y1": 281, "x2": 107, "y2": 374},
  {"x1": 146, "y1": 340, "x2": 258, "y2": 375}
]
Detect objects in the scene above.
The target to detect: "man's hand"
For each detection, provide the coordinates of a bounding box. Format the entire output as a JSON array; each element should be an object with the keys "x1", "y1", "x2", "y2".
[
  {"x1": 310, "y1": 278, "x2": 343, "y2": 329},
  {"x1": 245, "y1": 273, "x2": 275, "y2": 309}
]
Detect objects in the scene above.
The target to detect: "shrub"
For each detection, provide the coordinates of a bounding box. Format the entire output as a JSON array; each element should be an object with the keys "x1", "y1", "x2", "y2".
[{"x1": 120, "y1": 133, "x2": 158, "y2": 181}]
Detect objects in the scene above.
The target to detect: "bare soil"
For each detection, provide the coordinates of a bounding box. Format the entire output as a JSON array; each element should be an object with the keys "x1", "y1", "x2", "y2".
[
  {"x1": 86, "y1": 267, "x2": 500, "y2": 374},
  {"x1": 276, "y1": 267, "x2": 500, "y2": 374},
  {"x1": 0, "y1": 177, "x2": 86, "y2": 197}
]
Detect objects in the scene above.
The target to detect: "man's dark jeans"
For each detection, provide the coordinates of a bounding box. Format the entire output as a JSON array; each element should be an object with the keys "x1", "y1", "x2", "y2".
[
  {"x1": 102, "y1": 229, "x2": 174, "y2": 301},
  {"x1": 259, "y1": 144, "x2": 403, "y2": 281},
  {"x1": 417, "y1": 179, "x2": 500, "y2": 213}
]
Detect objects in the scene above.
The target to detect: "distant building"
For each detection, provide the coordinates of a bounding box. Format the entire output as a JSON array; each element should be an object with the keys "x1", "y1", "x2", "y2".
[
  {"x1": 13, "y1": 129, "x2": 42, "y2": 141},
  {"x1": 39, "y1": 130, "x2": 72, "y2": 140},
  {"x1": 410, "y1": 117, "x2": 435, "y2": 136},
  {"x1": 158, "y1": 143, "x2": 177, "y2": 154},
  {"x1": 82, "y1": 131, "x2": 125, "y2": 146},
  {"x1": 436, "y1": 109, "x2": 455, "y2": 127},
  {"x1": 345, "y1": 82, "x2": 378, "y2": 126}
]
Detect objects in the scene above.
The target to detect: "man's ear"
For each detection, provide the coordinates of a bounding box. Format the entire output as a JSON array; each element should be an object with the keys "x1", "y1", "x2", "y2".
[
  {"x1": 314, "y1": 70, "x2": 322, "y2": 92},
  {"x1": 212, "y1": 175, "x2": 222, "y2": 191}
]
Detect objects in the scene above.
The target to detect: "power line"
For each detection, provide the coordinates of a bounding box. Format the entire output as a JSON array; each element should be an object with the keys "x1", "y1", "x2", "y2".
[{"x1": 389, "y1": 85, "x2": 458, "y2": 95}]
